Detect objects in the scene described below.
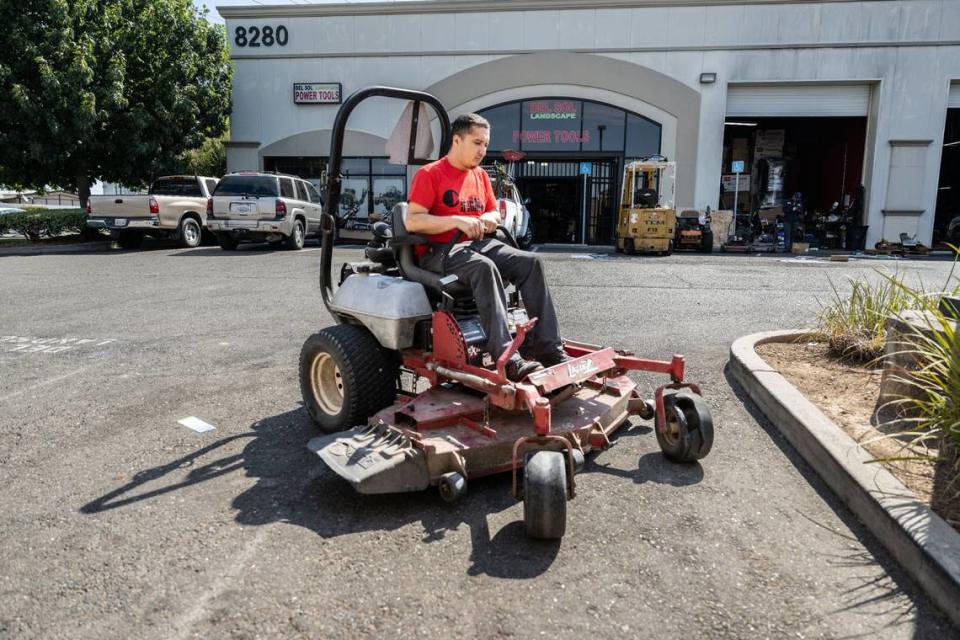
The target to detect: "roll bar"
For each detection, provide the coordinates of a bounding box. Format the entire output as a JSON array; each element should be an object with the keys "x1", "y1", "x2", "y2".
[{"x1": 319, "y1": 87, "x2": 452, "y2": 315}]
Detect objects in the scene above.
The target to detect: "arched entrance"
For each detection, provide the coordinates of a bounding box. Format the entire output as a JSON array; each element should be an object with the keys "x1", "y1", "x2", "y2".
[{"x1": 477, "y1": 98, "x2": 661, "y2": 244}]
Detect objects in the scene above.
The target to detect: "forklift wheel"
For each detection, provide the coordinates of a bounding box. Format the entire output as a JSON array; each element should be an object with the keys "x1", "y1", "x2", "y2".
[
  {"x1": 623, "y1": 238, "x2": 636, "y2": 255},
  {"x1": 299, "y1": 325, "x2": 398, "y2": 433},
  {"x1": 699, "y1": 231, "x2": 714, "y2": 253},
  {"x1": 657, "y1": 392, "x2": 714, "y2": 462},
  {"x1": 523, "y1": 451, "x2": 567, "y2": 539}
]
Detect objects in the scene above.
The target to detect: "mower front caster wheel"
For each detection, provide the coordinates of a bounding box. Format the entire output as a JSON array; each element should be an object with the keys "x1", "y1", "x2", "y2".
[
  {"x1": 657, "y1": 392, "x2": 714, "y2": 462},
  {"x1": 438, "y1": 472, "x2": 466, "y2": 503},
  {"x1": 523, "y1": 451, "x2": 567, "y2": 540}
]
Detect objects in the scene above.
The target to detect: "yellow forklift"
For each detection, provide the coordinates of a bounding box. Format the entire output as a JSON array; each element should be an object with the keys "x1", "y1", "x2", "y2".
[{"x1": 615, "y1": 158, "x2": 676, "y2": 255}]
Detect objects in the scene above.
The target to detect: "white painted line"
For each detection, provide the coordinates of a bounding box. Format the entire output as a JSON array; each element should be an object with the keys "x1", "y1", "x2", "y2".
[
  {"x1": 170, "y1": 528, "x2": 269, "y2": 640},
  {"x1": 0, "y1": 364, "x2": 96, "y2": 403},
  {"x1": 178, "y1": 416, "x2": 216, "y2": 433}
]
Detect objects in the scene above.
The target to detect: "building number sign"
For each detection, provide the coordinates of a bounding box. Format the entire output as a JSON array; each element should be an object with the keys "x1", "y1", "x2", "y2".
[{"x1": 234, "y1": 25, "x2": 289, "y2": 48}]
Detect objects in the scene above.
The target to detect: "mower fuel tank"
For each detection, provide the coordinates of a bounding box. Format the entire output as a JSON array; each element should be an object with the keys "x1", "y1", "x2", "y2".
[
  {"x1": 329, "y1": 274, "x2": 432, "y2": 349},
  {"x1": 307, "y1": 425, "x2": 430, "y2": 494}
]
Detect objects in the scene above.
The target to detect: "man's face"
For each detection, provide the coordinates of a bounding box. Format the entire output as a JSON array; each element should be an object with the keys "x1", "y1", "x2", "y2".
[{"x1": 453, "y1": 126, "x2": 490, "y2": 169}]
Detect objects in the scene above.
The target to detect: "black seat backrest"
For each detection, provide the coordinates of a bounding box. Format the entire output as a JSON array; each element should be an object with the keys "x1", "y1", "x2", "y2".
[{"x1": 391, "y1": 203, "x2": 471, "y2": 299}]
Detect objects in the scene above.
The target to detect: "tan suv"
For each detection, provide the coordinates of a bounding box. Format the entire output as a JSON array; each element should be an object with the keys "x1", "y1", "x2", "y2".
[{"x1": 207, "y1": 172, "x2": 323, "y2": 250}]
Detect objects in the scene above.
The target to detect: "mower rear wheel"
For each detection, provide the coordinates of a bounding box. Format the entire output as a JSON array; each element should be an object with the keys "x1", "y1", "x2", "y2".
[
  {"x1": 299, "y1": 324, "x2": 398, "y2": 433},
  {"x1": 657, "y1": 392, "x2": 714, "y2": 462},
  {"x1": 523, "y1": 451, "x2": 567, "y2": 539}
]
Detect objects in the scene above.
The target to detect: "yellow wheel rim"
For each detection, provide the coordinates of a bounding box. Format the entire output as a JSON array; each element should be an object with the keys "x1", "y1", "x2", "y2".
[{"x1": 311, "y1": 353, "x2": 343, "y2": 415}]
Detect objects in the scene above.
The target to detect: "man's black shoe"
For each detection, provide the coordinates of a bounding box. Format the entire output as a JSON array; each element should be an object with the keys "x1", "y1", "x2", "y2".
[
  {"x1": 539, "y1": 348, "x2": 573, "y2": 368},
  {"x1": 504, "y1": 354, "x2": 543, "y2": 382}
]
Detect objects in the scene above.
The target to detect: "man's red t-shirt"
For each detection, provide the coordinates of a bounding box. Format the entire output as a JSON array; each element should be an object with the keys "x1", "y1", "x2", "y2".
[{"x1": 407, "y1": 157, "x2": 496, "y2": 257}]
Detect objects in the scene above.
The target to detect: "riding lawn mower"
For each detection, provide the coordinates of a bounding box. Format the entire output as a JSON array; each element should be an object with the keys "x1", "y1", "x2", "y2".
[{"x1": 300, "y1": 87, "x2": 714, "y2": 539}]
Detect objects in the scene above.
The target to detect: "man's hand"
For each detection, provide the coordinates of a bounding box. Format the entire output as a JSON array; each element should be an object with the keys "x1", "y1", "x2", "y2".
[
  {"x1": 479, "y1": 211, "x2": 500, "y2": 234},
  {"x1": 456, "y1": 215, "x2": 485, "y2": 240}
]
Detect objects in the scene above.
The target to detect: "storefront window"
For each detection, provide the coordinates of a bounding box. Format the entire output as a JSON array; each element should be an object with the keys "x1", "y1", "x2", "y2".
[
  {"x1": 520, "y1": 99, "x2": 584, "y2": 152},
  {"x1": 340, "y1": 177, "x2": 369, "y2": 219},
  {"x1": 581, "y1": 102, "x2": 626, "y2": 152},
  {"x1": 625, "y1": 113, "x2": 661, "y2": 159},
  {"x1": 373, "y1": 177, "x2": 405, "y2": 215},
  {"x1": 479, "y1": 99, "x2": 659, "y2": 156},
  {"x1": 481, "y1": 103, "x2": 521, "y2": 152}
]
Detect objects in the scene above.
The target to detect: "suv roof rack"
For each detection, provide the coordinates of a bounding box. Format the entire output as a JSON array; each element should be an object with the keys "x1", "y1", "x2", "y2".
[{"x1": 226, "y1": 170, "x2": 305, "y2": 180}]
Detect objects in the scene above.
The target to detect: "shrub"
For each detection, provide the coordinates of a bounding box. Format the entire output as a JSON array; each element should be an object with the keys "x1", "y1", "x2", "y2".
[
  {"x1": 0, "y1": 208, "x2": 87, "y2": 242},
  {"x1": 882, "y1": 250, "x2": 960, "y2": 490},
  {"x1": 818, "y1": 272, "x2": 914, "y2": 362}
]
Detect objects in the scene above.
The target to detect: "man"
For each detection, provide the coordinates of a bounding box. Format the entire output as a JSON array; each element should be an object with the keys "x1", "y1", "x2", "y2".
[
  {"x1": 405, "y1": 113, "x2": 569, "y2": 382},
  {"x1": 782, "y1": 192, "x2": 805, "y2": 253}
]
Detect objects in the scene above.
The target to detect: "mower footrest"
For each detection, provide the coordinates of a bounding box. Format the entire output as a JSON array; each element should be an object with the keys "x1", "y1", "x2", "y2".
[{"x1": 307, "y1": 425, "x2": 430, "y2": 494}]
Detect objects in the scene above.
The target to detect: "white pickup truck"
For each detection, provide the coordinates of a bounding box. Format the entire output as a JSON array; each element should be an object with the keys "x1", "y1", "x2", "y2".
[
  {"x1": 485, "y1": 165, "x2": 533, "y2": 249},
  {"x1": 86, "y1": 175, "x2": 219, "y2": 249}
]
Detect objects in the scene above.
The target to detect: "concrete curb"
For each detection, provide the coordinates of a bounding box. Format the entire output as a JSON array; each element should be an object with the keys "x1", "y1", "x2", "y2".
[
  {"x1": 729, "y1": 330, "x2": 960, "y2": 629},
  {"x1": 0, "y1": 240, "x2": 113, "y2": 256}
]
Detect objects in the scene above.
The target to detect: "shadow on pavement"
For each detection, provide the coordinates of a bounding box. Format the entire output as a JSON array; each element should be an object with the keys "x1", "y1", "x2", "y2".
[
  {"x1": 722, "y1": 363, "x2": 953, "y2": 637},
  {"x1": 80, "y1": 406, "x2": 562, "y2": 579}
]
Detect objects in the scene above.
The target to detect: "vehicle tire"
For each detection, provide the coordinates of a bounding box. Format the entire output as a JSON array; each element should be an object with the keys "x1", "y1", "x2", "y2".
[
  {"x1": 284, "y1": 219, "x2": 305, "y2": 250},
  {"x1": 523, "y1": 451, "x2": 567, "y2": 539},
  {"x1": 699, "y1": 231, "x2": 714, "y2": 253},
  {"x1": 657, "y1": 392, "x2": 714, "y2": 462},
  {"x1": 299, "y1": 324, "x2": 398, "y2": 433},
  {"x1": 116, "y1": 231, "x2": 144, "y2": 250},
  {"x1": 623, "y1": 238, "x2": 636, "y2": 255},
  {"x1": 178, "y1": 216, "x2": 202, "y2": 248},
  {"x1": 517, "y1": 225, "x2": 534, "y2": 250},
  {"x1": 217, "y1": 233, "x2": 239, "y2": 251}
]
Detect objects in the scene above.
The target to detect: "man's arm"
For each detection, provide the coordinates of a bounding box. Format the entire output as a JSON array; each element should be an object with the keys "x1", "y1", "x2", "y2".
[{"x1": 406, "y1": 201, "x2": 485, "y2": 239}]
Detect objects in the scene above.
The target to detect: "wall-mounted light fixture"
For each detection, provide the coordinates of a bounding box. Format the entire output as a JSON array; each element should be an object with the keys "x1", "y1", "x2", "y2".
[{"x1": 699, "y1": 72, "x2": 717, "y2": 84}]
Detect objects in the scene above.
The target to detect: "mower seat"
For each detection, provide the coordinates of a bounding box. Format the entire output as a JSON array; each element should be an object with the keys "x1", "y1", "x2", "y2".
[{"x1": 391, "y1": 203, "x2": 472, "y2": 299}]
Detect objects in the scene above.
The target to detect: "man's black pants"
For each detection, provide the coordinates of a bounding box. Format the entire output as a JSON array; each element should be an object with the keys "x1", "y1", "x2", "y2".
[{"x1": 420, "y1": 239, "x2": 562, "y2": 359}]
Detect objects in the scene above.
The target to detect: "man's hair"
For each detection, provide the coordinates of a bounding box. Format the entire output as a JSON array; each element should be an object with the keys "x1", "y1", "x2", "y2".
[{"x1": 451, "y1": 113, "x2": 490, "y2": 139}]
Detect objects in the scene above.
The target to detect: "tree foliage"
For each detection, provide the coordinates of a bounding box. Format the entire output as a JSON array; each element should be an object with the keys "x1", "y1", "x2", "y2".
[
  {"x1": 0, "y1": 0, "x2": 232, "y2": 204},
  {"x1": 175, "y1": 131, "x2": 228, "y2": 178}
]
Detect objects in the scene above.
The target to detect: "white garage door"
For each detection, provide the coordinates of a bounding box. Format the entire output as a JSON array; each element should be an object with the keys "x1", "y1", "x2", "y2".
[
  {"x1": 726, "y1": 84, "x2": 871, "y2": 117},
  {"x1": 949, "y1": 83, "x2": 960, "y2": 109}
]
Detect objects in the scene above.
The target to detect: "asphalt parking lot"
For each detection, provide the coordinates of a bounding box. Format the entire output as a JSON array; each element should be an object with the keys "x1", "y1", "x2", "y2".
[{"x1": 1, "y1": 242, "x2": 957, "y2": 639}]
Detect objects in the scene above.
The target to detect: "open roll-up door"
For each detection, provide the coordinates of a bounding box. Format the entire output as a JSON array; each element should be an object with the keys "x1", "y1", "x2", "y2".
[
  {"x1": 949, "y1": 83, "x2": 960, "y2": 109},
  {"x1": 726, "y1": 84, "x2": 871, "y2": 117}
]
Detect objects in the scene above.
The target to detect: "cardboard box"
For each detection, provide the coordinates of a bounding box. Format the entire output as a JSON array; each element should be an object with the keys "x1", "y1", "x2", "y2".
[{"x1": 791, "y1": 242, "x2": 809, "y2": 254}]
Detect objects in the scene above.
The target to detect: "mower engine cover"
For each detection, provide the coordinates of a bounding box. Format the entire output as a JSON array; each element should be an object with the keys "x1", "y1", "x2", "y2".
[{"x1": 328, "y1": 273, "x2": 433, "y2": 349}]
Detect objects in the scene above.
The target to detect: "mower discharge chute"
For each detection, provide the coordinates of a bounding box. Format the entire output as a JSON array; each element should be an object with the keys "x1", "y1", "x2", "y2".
[{"x1": 301, "y1": 87, "x2": 713, "y2": 539}]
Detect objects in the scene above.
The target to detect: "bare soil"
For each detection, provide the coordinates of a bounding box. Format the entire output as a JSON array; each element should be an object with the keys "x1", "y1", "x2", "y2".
[{"x1": 756, "y1": 340, "x2": 960, "y2": 532}]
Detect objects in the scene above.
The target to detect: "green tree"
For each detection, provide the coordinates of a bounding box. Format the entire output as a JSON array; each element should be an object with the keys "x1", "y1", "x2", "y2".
[
  {"x1": 0, "y1": 0, "x2": 232, "y2": 206},
  {"x1": 176, "y1": 131, "x2": 228, "y2": 178}
]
